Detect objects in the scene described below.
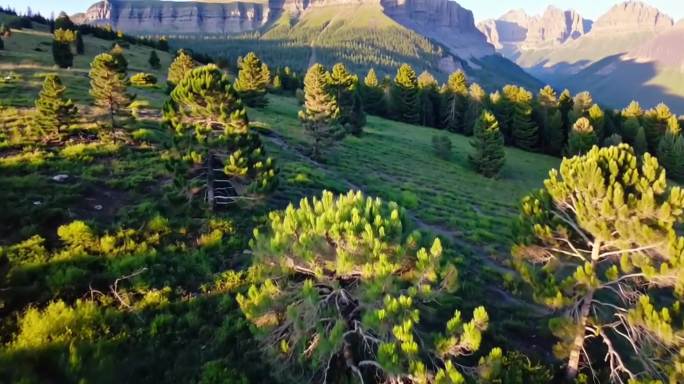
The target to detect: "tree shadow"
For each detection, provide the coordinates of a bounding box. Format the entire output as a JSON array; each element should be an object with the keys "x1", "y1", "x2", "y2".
[{"x1": 529, "y1": 54, "x2": 684, "y2": 113}]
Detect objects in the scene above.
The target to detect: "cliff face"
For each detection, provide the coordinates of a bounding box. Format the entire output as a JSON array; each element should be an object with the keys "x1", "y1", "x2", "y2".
[
  {"x1": 478, "y1": 6, "x2": 591, "y2": 50},
  {"x1": 77, "y1": 0, "x2": 494, "y2": 58},
  {"x1": 381, "y1": 0, "x2": 494, "y2": 58},
  {"x1": 76, "y1": 0, "x2": 271, "y2": 34}
]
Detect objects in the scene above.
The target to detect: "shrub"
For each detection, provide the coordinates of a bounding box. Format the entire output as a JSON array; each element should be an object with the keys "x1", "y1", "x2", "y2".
[
  {"x1": 432, "y1": 134, "x2": 452, "y2": 159},
  {"x1": 130, "y1": 72, "x2": 157, "y2": 87}
]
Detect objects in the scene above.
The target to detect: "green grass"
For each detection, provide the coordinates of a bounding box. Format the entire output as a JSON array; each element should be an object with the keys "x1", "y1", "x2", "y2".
[
  {"x1": 251, "y1": 95, "x2": 559, "y2": 251},
  {"x1": 0, "y1": 25, "x2": 564, "y2": 376},
  {"x1": 0, "y1": 28, "x2": 173, "y2": 107}
]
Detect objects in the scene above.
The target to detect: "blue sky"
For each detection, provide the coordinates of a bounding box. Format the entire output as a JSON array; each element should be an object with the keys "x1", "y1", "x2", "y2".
[{"x1": 5, "y1": 0, "x2": 684, "y2": 22}]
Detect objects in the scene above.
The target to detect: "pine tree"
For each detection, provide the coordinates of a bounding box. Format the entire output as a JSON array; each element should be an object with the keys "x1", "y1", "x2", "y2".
[
  {"x1": 110, "y1": 44, "x2": 128, "y2": 74},
  {"x1": 587, "y1": 104, "x2": 605, "y2": 140},
  {"x1": 622, "y1": 100, "x2": 644, "y2": 120},
  {"x1": 389, "y1": 64, "x2": 419, "y2": 124},
  {"x1": 633, "y1": 126, "x2": 648, "y2": 155},
  {"x1": 33, "y1": 74, "x2": 77, "y2": 139},
  {"x1": 328, "y1": 62, "x2": 365, "y2": 134},
  {"x1": 148, "y1": 50, "x2": 160, "y2": 70},
  {"x1": 271, "y1": 75, "x2": 282, "y2": 93},
  {"x1": 643, "y1": 103, "x2": 674, "y2": 153},
  {"x1": 239, "y1": 190, "x2": 489, "y2": 383},
  {"x1": 656, "y1": 116, "x2": 684, "y2": 181},
  {"x1": 167, "y1": 49, "x2": 196, "y2": 88},
  {"x1": 571, "y1": 91, "x2": 593, "y2": 121},
  {"x1": 89, "y1": 53, "x2": 132, "y2": 129},
  {"x1": 54, "y1": 12, "x2": 75, "y2": 31},
  {"x1": 511, "y1": 88, "x2": 538, "y2": 150},
  {"x1": 558, "y1": 89, "x2": 574, "y2": 138},
  {"x1": 566, "y1": 117, "x2": 597, "y2": 156},
  {"x1": 512, "y1": 144, "x2": 684, "y2": 382},
  {"x1": 621, "y1": 117, "x2": 641, "y2": 144},
  {"x1": 361, "y1": 68, "x2": 385, "y2": 116},
  {"x1": 74, "y1": 31, "x2": 84, "y2": 54},
  {"x1": 52, "y1": 28, "x2": 75, "y2": 68},
  {"x1": 441, "y1": 70, "x2": 468, "y2": 132},
  {"x1": 417, "y1": 71, "x2": 439, "y2": 128},
  {"x1": 234, "y1": 52, "x2": 271, "y2": 107},
  {"x1": 537, "y1": 85, "x2": 559, "y2": 154},
  {"x1": 470, "y1": 110, "x2": 505, "y2": 177},
  {"x1": 537, "y1": 85, "x2": 558, "y2": 110},
  {"x1": 0, "y1": 36, "x2": 4, "y2": 51},
  {"x1": 299, "y1": 64, "x2": 341, "y2": 160},
  {"x1": 543, "y1": 109, "x2": 564, "y2": 156},
  {"x1": 463, "y1": 83, "x2": 486, "y2": 136},
  {"x1": 164, "y1": 64, "x2": 278, "y2": 198}
]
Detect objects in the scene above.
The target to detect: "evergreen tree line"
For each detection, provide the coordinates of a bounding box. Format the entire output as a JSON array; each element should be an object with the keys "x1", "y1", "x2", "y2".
[
  {"x1": 350, "y1": 64, "x2": 684, "y2": 181},
  {"x1": 48, "y1": 12, "x2": 168, "y2": 69}
]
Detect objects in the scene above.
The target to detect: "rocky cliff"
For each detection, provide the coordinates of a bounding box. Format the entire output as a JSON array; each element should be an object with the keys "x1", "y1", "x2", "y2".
[
  {"x1": 75, "y1": 0, "x2": 493, "y2": 58},
  {"x1": 478, "y1": 6, "x2": 591, "y2": 51},
  {"x1": 381, "y1": 0, "x2": 494, "y2": 58},
  {"x1": 74, "y1": 0, "x2": 271, "y2": 34}
]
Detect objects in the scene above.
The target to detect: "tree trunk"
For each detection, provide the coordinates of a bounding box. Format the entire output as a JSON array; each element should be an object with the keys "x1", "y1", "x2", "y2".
[
  {"x1": 566, "y1": 239, "x2": 601, "y2": 380},
  {"x1": 565, "y1": 289, "x2": 593, "y2": 380},
  {"x1": 110, "y1": 103, "x2": 115, "y2": 129}
]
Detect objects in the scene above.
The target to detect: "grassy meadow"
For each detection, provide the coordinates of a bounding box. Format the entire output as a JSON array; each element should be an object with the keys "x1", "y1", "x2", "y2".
[{"x1": 0, "y1": 23, "x2": 564, "y2": 381}]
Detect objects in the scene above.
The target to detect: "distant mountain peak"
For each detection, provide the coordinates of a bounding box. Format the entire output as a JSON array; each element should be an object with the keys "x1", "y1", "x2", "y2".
[
  {"x1": 478, "y1": 6, "x2": 591, "y2": 50},
  {"x1": 592, "y1": 0, "x2": 673, "y2": 32}
]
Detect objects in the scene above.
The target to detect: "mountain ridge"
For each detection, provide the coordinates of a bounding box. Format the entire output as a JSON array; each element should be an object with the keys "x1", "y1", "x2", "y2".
[
  {"x1": 73, "y1": 0, "x2": 543, "y2": 90},
  {"x1": 477, "y1": 0, "x2": 684, "y2": 112}
]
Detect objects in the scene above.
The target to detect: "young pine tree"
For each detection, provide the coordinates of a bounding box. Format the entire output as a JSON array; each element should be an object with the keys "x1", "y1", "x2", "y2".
[
  {"x1": 52, "y1": 29, "x2": 75, "y2": 68},
  {"x1": 148, "y1": 50, "x2": 161, "y2": 70},
  {"x1": 543, "y1": 109, "x2": 564, "y2": 156},
  {"x1": 328, "y1": 62, "x2": 365, "y2": 134},
  {"x1": 511, "y1": 87, "x2": 538, "y2": 150},
  {"x1": 643, "y1": 103, "x2": 674, "y2": 153},
  {"x1": 417, "y1": 71, "x2": 440, "y2": 128},
  {"x1": 110, "y1": 44, "x2": 128, "y2": 74},
  {"x1": 33, "y1": 74, "x2": 77, "y2": 139},
  {"x1": 164, "y1": 64, "x2": 277, "y2": 197},
  {"x1": 441, "y1": 70, "x2": 468, "y2": 132},
  {"x1": 566, "y1": 117, "x2": 597, "y2": 156},
  {"x1": 54, "y1": 12, "x2": 75, "y2": 30},
  {"x1": 622, "y1": 100, "x2": 644, "y2": 121},
  {"x1": 463, "y1": 83, "x2": 486, "y2": 136},
  {"x1": 299, "y1": 64, "x2": 342, "y2": 160},
  {"x1": 167, "y1": 49, "x2": 196, "y2": 88},
  {"x1": 239, "y1": 190, "x2": 491, "y2": 383},
  {"x1": 657, "y1": 116, "x2": 684, "y2": 181},
  {"x1": 390, "y1": 64, "x2": 420, "y2": 124},
  {"x1": 621, "y1": 116, "x2": 642, "y2": 144},
  {"x1": 557, "y1": 89, "x2": 574, "y2": 137},
  {"x1": 469, "y1": 110, "x2": 505, "y2": 178},
  {"x1": 633, "y1": 125, "x2": 648, "y2": 155},
  {"x1": 234, "y1": 52, "x2": 271, "y2": 107},
  {"x1": 587, "y1": 104, "x2": 605, "y2": 140},
  {"x1": 89, "y1": 53, "x2": 133, "y2": 129},
  {"x1": 361, "y1": 68, "x2": 385, "y2": 116},
  {"x1": 512, "y1": 144, "x2": 684, "y2": 382},
  {"x1": 271, "y1": 75, "x2": 282, "y2": 93}
]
